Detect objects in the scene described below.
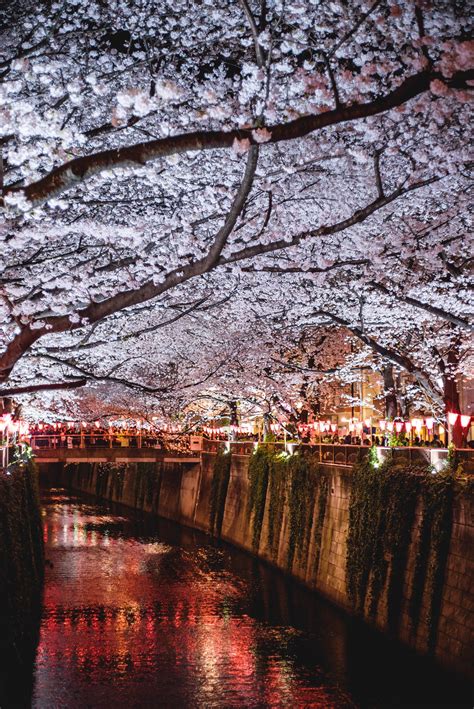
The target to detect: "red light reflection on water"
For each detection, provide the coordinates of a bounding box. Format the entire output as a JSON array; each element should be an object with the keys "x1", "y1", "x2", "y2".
[{"x1": 33, "y1": 496, "x2": 353, "y2": 708}]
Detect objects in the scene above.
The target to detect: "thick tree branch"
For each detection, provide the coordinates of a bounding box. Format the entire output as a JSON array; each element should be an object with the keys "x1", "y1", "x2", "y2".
[
  {"x1": 312, "y1": 309, "x2": 444, "y2": 407},
  {"x1": 0, "y1": 175, "x2": 438, "y2": 382},
  {"x1": 4, "y1": 68, "x2": 472, "y2": 206},
  {"x1": 370, "y1": 281, "x2": 472, "y2": 330},
  {"x1": 0, "y1": 378, "x2": 87, "y2": 396}
]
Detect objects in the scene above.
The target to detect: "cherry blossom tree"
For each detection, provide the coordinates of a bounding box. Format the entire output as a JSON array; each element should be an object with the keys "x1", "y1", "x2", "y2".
[{"x1": 0, "y1": 0, "x2": 472, "y2": 441}]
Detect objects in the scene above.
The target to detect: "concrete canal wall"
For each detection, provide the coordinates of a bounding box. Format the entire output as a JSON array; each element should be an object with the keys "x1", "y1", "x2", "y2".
[{"x1": 47, "y1": 452, "x2": 474, "y2": 680}]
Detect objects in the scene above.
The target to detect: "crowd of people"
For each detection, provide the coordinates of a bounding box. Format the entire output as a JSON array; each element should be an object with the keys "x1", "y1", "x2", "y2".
[{"x1": 28, "y1": 424, "x2": 162, "y2": 449}]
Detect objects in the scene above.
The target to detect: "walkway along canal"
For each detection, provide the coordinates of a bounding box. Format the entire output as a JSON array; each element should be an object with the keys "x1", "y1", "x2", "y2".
[{"x1": 12, "y1": 487, "x2": 474, "y2": 707}]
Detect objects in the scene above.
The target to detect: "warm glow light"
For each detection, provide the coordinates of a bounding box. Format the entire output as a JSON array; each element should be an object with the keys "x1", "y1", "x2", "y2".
[
  {"x1": 330, "y1": 423, "x2": 337, "y2": 433},
  {"x1": 447, "y1": 412, "x2": 459, "y2": 426},
  {"x1": 425, "y1": 417, "x2": 434, "y2": 430},
  {"x1": 364, "y1": 418, "x2": 371, "y2": 428},
  {"x1": 387, "y1": 421, "x2": 394, "y2": 432},
  {"x1": 405, "y1": 422, "x2": 412, "y2": 434},
  {"x1": 379, "y1": 420, "x2": 386, "y2": 431},
  {"x1": 94, "y1": 421, "x2": 100, "y2": 428},
  {"x1": 395, "y1": 421, "x2": 403, "y2": 433},
  {"x1": 460, "y1": 415, "x2": 471, "y2": 428}
]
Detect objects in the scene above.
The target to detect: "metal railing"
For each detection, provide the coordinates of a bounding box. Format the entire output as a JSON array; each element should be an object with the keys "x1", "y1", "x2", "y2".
[
  {"x1": 28, "y1": 433, "x2": 161, "y2": 450},
  {"x1": 200, "y1": 438, "x2": 473, "y2": 473}
]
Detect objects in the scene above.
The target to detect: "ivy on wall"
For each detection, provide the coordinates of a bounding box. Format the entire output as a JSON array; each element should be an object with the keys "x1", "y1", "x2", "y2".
[
  {"x1": 409, "y1": 470, "x2": 456, "y2": 650},
  {"x1": 248, "y1": 449, "x2": 329, "y2": 573},
  {"x1": 267, "y1": 454, "x2": 287, "y2": 555},
  {"x1": 287, "y1": 453, "x2": 318, "y2": 568},
  {"x1": 247, "y1": 447, "x2": 270, "y2": 550},
  {"x1": 346, "y1": 457, "x2": 461, "y2": 649},
  {"x1": 312, "y1": 474, "x2": 329, "y2": 576},
  {"x1": 209, "y1": 451, "x2": 231, "y2": 537}
]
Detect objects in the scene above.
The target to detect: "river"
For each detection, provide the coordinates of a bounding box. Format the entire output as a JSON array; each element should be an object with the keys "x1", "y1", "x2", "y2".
[{"x1": 6, "y1": 488, "x2": 472, "y2": 708}]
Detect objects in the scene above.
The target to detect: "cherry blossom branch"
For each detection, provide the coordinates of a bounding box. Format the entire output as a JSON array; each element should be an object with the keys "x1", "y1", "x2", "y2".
[
  {"x1": 312, "y1": 309, "x2": 444, "y2": 408},
  {"x1": 0, "y1": 379, "x2": 87, "y2": 396},
  {"x1": 369, "y1": 281, "x2": 472, "y2": 330},
  {"x1": 4, "y1": 68, "x2": 472, "y2": 205},
  {"x1": 0, "y1": 174, "x2": 438, "y2": 383}
]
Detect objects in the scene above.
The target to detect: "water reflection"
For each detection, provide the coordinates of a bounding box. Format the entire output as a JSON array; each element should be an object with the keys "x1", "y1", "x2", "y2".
[{"x1": 27, "y1": 490, "x2": 472, "y2": 708}]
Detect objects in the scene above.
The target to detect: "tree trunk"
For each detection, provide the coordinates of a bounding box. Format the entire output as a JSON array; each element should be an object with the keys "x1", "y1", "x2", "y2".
[
  {"x1": 444, "y1": 376, "x2": 462, "y2": 447},
  {"x1": 383, "y1": 365, "x2": 398, "y2": 419},
  {"x1": 443, "y1": 346, "x2": 463, "y2": 447}
]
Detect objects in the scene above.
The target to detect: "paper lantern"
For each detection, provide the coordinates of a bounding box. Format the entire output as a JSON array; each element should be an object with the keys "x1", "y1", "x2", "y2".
[
  {"x1": 425, "y1": 417, "x2": 434, "y2": 430},
  {"x1": 395, "y1": 421, "x2": 403, "y2": 433},
  {"x1": 387, "y1": 421, "x2": 394, "y2": 432},
  {"x1": 330, "y1": 423, "x2": 337, "y2": 433},
  {"x1": 379, "y1": 420, "x2": 387, "y2": 431},
  {"x1": 405, "y1": 422, "x2": 412, "y2": 434},
  {"x1": 460, "y1": 415, "x2": 471, "y2": 428},
  {"x1": 447, "y1": 412, "x2": 459, "y2": 426},
  {"x1": 348, "y1": 423, "x2": 355, "y2": 433},
  {"x1": 94, "y1": 421, "x2": 100, "y2": 428},
  {"x1": 411, "y1": 418, "x2": 422, "y2": 431},
  {"x1": 364, "y1": 418, "x2": 371, "y2": 428}
]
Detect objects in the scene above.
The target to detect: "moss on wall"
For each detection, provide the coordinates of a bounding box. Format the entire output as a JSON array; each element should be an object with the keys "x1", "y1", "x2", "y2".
[
  {"x1": 209, "y1": 451, "x2": 231, "y2": 536},
  {"x1": 346, "y1": 457, "x2": 461, "y2": 647}
]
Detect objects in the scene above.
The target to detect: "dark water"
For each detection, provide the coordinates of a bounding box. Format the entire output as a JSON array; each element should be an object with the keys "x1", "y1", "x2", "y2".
[{"x1": 4, "y1": 489, "x2": 472, "y2": 708}]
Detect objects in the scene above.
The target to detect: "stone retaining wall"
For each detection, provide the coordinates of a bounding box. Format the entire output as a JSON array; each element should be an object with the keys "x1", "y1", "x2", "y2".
[{"x1": 48, "y1": 453, "x2": 473, "y2": 679}]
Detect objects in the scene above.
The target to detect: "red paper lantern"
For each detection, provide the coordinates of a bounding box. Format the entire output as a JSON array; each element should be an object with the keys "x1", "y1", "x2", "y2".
[
  {"x1": 395, "y1": 421, "x2": 403, "y2": 433},
  {"x1": 460, "y1": 415, "x2": 471, "y2": 428},
  {"x1": 447, "y1": 412, "x2": 459, "y2": 426}
]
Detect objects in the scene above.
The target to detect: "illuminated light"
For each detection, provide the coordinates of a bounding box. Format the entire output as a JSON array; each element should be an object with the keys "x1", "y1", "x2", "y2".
[
  {"x1": 38, "y1": 423, "x2": 44, "y2": 431},
  {"x1": 447, "y1": 412, "x2": 459, "y2": 426},
  {"x1": 94, "y1": 421, "x2": 100, "y2": 428},
  {"x1": 425, "y1": 417, "x2": 434, "y2": 430},
  {"x1": 379, "y1": 420, "x2": 386, "y2": 431},
  {"x1": 439, "y1": 425, "x2": 445, "y2": 434},
  {"x1": 387, "y1": 421, "x2": 394, "y2": 432},
  {"x1": 405, "y1": 422, "x2": 412, "y2": 434},
  {"x1": 81, "y1": 421, "x2": 87, "y2": 428},
  {"x1": 411, "y1": 418, "x2": 423, "y2": 431},
  {"x1": 460, "y1": 415, "x2": 471, "y2": 428},
  {"x1": 364, "y1": 418, "x2": 371, "y2": 428},
  {"x1": 395, "y1": 421, "x2": 403, "y2": 433},
  {"x1": 348, "y1": 423, "x2": 355, "y2": 433},
  {"x1": 330, "y1": 423, "x2": 337, "y2": 433}
]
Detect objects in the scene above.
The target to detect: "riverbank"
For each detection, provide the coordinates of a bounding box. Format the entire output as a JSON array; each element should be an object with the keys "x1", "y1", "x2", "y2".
[{"x1": 49, "y1": 451, "x2": 474, "y2": 681}]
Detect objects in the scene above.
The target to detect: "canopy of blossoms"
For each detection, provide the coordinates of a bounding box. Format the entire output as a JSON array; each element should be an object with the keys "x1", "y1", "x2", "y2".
[{"x1": 0, "y1": 0, "x2": 472, "y2": 438}]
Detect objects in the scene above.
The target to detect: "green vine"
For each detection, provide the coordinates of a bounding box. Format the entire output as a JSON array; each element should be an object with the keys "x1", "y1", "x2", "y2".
[
  {"x1": 247, "y1": 447, "x2": 270, "y2": 550},
  {"x1": 267, "y1": 454, "x2": 287, "y2": 554},
  {"x1": 313, "y1": 473, "x2": 329, "y2": 575},
  {"x1": 286, "y1": 453, "x2": 318, "y2": 569},
  {"x1": 347, "y1": 456, "x2": 461, "y2": 647},
  {"x1": 209, "y1": 451, "x2": 231, "y2": 536},
  {"x1": 409, "y1": 467, "x2": 456, "y2": 650}
]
